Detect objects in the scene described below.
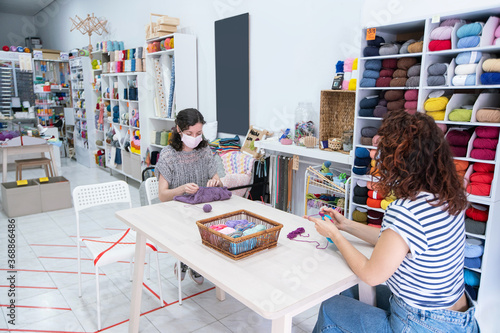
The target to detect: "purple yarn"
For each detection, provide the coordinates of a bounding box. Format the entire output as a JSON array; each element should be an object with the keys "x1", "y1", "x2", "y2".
[
  {"x1": 203, "y1": 204, "x2": 212, "y2": 212},
  {"x1": 174, "y1": 186, "x2": 232, "y2": 204}
]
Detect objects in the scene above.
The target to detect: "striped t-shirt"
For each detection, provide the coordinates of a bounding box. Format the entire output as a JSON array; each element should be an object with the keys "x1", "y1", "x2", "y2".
[{"x1": 381, "y1": 192, "x2": 465, "y2": 309}]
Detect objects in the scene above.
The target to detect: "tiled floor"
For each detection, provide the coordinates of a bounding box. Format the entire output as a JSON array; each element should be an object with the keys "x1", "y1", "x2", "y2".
[{"x1": 0, "y1": 157, "x2": 319, "y2": 333}]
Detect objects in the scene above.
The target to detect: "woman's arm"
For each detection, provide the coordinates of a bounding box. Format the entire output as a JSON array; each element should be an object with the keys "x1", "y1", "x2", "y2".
[
  {"x1": 313, "y1": 216, "x2": 409, "y2": 286},
  {"x1": 158, "y1": 174, "x2": 199, "y2": 202},
  {"x1": 207, "y1": 173, "x2": 222, "y2": 187}
]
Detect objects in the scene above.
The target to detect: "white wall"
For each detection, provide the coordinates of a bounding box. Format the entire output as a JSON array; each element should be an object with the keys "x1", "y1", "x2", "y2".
[
  {"x1": 34, "y1": 0, "x2": 363, "y2": 131},
  {"x1": 0, "y1": 13, "x2": 37, "y2": 48}
]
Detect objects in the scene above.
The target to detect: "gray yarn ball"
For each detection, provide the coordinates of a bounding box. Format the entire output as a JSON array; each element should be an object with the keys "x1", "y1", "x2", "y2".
[
  {"x1": 407, "y1": 64, "x2": 421, "y2": 77},
  {"x1": 406, "y1": 76, "x2": 420, "y2": 87},
  {"x1": 427, "y1": 75, "x2": 446, "y2": 86},
  {"x1": 379, "y1": 43, "x2": 401, "y2": 56},
  {"x1": 428, "y1": 63, "x2": 448, "y2": 75}
]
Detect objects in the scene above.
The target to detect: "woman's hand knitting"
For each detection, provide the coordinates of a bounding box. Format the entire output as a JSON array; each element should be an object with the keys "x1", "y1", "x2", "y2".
[
  {"x1": 184, "y1": 183, "x2": 199, "y2": 194},
  {"x1": 207, "y1": 179, "x2": 221, "y2": 187}
]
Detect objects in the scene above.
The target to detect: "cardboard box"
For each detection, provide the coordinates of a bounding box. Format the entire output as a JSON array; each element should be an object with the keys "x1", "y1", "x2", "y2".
[
  {"x1": 1, "y1": 179, "x2": 42, "y2": 217},
  {"x1": 33, "y1": 49, "x2": 61, "y2": 60},
  {"x1": 35, "y1": 176, "x2": 72, "y2": 212}
]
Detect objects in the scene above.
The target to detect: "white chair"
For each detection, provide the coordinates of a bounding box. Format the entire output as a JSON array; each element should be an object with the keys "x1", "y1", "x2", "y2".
[
  {"x1": 73, "y1": 180, "x2": 163, "y2": 330},
  {"x1": 144, "y1": 177, "x2": 183, "y2": 305}
]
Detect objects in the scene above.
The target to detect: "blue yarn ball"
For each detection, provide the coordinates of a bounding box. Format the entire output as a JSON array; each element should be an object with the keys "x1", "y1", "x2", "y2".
[
  {"x1": 336, "y1": 61, "x2": 344, "y2": 73},
  {"x1": 360, "y1": 78, "x2": 376, "y2": 87},
  {"x1": 457, "y1": 22, "x2": 483, "y2": 39},
  {"x1": 363, "y1": 46, "x2": 380, "y2": 57},
  {"x1": 363, "y1": 70, "x2": 380, "y2": 79},
  {"x1": 355, "y1": 147, "x2": 370, "y2": 159},
  {"x1": 457, "y1": 36, "x2": 480, "y2": 49},
  {"x1": 367, "y1": 35, "x2": 385, "y2": 47},
  {"x1": 464, "y1": 269, "x2": 480, "y2": 287},
  {"x1": 480, "y1": 72, "x2": 500, "y2": 85},
  {"x1": 359, "y1": 108, "x2": 374, "y2": 117},
  {"x1": 456, "y1": 51, "x2": 482, "y2": 65},
  {"x1": 359, "y1": 96, "x2": 379, "y2": 108},
  {"x1": 365, "y1": 59, "x2": 382, "y2": 71}
]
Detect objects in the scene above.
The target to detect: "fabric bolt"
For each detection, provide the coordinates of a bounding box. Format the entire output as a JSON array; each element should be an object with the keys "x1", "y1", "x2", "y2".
[
  {"x1": 354, "y1": 185, "x2": 369, "y2": 197},
  {"x1": 470, "y1": 149, "x2": 496, "y2": 160},
  {"x1": 424, "y1": 96, "x2": 448, "y2": 111},
  {"x1": 450, "y1": 145, "x2": 467, "y2": 157},
  {"x1": 397, "y1": 57, "x2": 418, "y2": 70},
  {"x1": 352, "y1": 166, "x2": 369, "y2": 176},
  {"x1": 376, "y1": 77, "x2": 392, "y2": 87},
  {"x1": 365, "y1": 59, "x2": 382, "y2": 71},
  {"x1": 353, "y1": 195, "x2": 368, "y2": 205},
  {"x1": 466, "y1": 205, "x2": 489, "y2": 222},
  {"x1": 427, "y1": 75, "x2": 446, "y2": 86},
  {"x1": 476, "y1": 108, "x2": 500, "y2": 123},
  {"x1": 361, "y1": 127, "x2": 379, "y2": 138},
  {"x1": 360, "y1": 136, "x2": 374, "y2": 146},
  {"x1": 359, "y1": 96, "x2": 380, "y2": 108},
  {"x1": 480, "y1": 72, "x2": 500, "y2": 85},
  {"x1": 476, "y1": 126, "x2": 500, "y2": 138},
  {"x1": 426, "y1": 110, "x2": 446, "y2": 121},
  {"x1": 456, "y1": 51, "x2": 483, "y2": 65},
  {"x1": 452, "y1": 74, "x2": 476, "y2": 86},
  {"x1": 392, "y1": 69, "x2": 408, "y2": 78},
  {"x1": 404, "y1": 101, "x2": 418, "y2": 110},
  {"x1": 457, "y1": 22, "x2": 484, "y2": 39},
  {"x1": 455, "y1": 64, "x2": 478, "y2": 75},
  {"x1": 379, "y1": 69, "x2": 395, "y2": 77},
  {"x1": 428, "y1": 63, "x2": 448, "y2": 75},
  {"x1": 464, "y1": 218, "x2": 486, "y2": 235},
  {"x1": 464, "y1": 257, "x2": 481, "y2": 269},
  {"x1": 428, "y1": 39, "x2": 451, "y2": 51},
  {"x1": 359, "y1": 108, "x2": 375, "y2": 117},
  {"x1": 384, "y1": 90, "x2": 404, "y2": 101},
  {"x1": 404, "y1": 90, "x2": 418, "y2": 101},
  {"x1": 470, "y1": 172, "x2": 494, "y2": 184},
  {"x1": 367, "y1": 35, "x2": 385, "y2": 47},
  {"x1": 405, "y1": 76, "x2": 420, "y2": 87},
  {"x1": 473, "y1": 162, "x2": 495, "y2": 173},
  {"x1": 360, "y1": 78, "x2": 377, "y2": 87},
  {"x1": 457, "y1": 36, "x2": 481, "y2": 48},
  {"x1": 364, "y1": 46, "x2": 380, "y2": 57},
  {"x1": 407, "y1": 41, "x2": 423, "y2": 53},
  {"x1": 382, "y1": 58, "x2": 398, "y2": 69},
  {"x1": 473, "y1": 138, "x2": 498, "y2": 149},
  {"x1": 467, "y1": 183, "x2": 491, "y2": 196},
  {"x1": 430, "y1": 26, "x2": 454, "y2": 40},
  {"x1": 387, "y1": 99, "x2": 405, "y2": 111},
  {"x1": 407, "y1": 64, "x2": 421, "y2": 77},
  {"x1": 379, "y1": 43, "x2": 401, "y2": 55},
  {"x1": 364, "y1": 70, "x2": 381, "y2": 79},
  {"x1": 390, "y1": 77, "x2": 408, "y2": 87},
  {"x1": 374, "y1": 105, "x2": 388, "y2": 117},
  {"x1": 448, "y1": 109, "x2": 472, "y2": 122},
  {"x1": 399, "y1": 39, "x2": 416, "y2": 54}
]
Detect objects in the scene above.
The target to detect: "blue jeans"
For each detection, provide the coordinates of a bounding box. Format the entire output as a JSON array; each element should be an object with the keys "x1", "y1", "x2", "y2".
[{"x1": 313, "y1": 285, "x2": 479, "y2": 333}]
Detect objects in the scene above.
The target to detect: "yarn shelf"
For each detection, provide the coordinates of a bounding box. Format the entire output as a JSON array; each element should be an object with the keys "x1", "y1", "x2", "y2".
[{"x1": 352, "y1": 7, "x2": 500, "y2": 331}]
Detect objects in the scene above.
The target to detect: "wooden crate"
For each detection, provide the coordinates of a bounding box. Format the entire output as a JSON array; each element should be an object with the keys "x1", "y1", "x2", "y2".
[{"x1": 319, "y1": 90, "x2": 356, "y2": 149}]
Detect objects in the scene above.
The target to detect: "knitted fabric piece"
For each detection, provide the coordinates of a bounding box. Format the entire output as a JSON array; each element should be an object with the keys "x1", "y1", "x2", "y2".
[
  {"x1": 174, "y1": 186, "x2": 232, "y2": 204},
  {"x1": 221, "y1": 151, "x2": 255, "y2": 175}
]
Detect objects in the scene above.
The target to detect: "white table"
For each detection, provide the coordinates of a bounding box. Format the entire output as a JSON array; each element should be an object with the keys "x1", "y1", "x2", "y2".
[{"x1": 116, "y1": 196, "x2": 375, "y2": 333}]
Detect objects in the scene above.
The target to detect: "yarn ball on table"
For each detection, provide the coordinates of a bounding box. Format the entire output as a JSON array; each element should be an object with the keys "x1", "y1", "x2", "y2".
[
  {"x1": 480, "y1": 72, "x2": 500, "y2": 85},
  {"x1": 428, "y1": 63, "x2": 449, "y2": 75},
  {"x1": 407, "y1": 41, "x2": 423, "y2": 53},
  {"x1": 476, "y1": 108, "x2": 500, "y2": 123},
  {"x1": 456, "y1": 51, "x2": 483, "y2": 65},
  {"x1": 203, "y1": 204, "x2": 212, "y2": 212},
  {"x1": 365, "y1": 59, "x2": 382, "y2": 71},
  {"x1": 457, "y1": 36, "x2": 481, "y2": 49},
  {"x1": 457, "y1": 22, "x2": 484, "y2": 39},
  {"x1": 482, "y1": 59, "x2": 500, "y2": 72},
  {"x1": 430, "y1": 26, "x2": 454, "y2": 40},
  {"x1": 428, "y1": 40, "x2": 451, "y2": 51},
  {"x1": 427, "y1": 75, "x2": 446, "y2": 86}
]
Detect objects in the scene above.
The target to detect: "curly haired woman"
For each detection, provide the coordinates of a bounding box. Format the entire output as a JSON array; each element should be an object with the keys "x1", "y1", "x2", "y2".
[{"x1": 308, "y1": 111, "x2": 479, "y2": 332}]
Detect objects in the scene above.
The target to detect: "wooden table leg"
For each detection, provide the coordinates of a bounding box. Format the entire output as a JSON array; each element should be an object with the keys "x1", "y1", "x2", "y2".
[
  {"x1": 216, "y1": 286, "x2": 226, "y2": 301},
  {"x1": 358, "y1": 281, "x2": 376, "y2": 306},
  {"x1": 129, "y1": 232, "x2": 146, "y2": 333},
  {"x1": 48, "y1": 145, "x2": 59, "y2": 176},
  {"x1": 271, "y1": 315, "x2": 292, "y2": 333}
]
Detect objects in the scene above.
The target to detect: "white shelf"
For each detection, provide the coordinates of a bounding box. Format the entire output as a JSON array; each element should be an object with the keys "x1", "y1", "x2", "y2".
[
  {"x1": 255, "y1": 139, "x2": 352, "y2": 165},
  {"x1": 150, "y1": 143, "x2": 166, "y2": 149},
  {"x1": 146, "y1": 49, "x2": 175, "y2": 57},
  {"x1": 150, "y1": 116, "x2": 175, "y2": 121},
  {"x1": 360, "y1": 52, "x2": 423, "y2": 60},
  {"x1": 146, "y1": 33, "x2": 174, "y2": 42}
]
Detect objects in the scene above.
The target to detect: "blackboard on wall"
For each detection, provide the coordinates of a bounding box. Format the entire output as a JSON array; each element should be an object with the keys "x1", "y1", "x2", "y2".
[{"x1": 215, "y1": 13, "x2": 249, "y2": 136}]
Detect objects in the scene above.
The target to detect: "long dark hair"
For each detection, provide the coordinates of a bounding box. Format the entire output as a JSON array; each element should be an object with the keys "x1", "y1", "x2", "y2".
[
  {"x1": 374, "y1": 111, "x2": 468, "y2": 215},
  {"x1": 169, "y1": 108, "x2": 208, "y2": 151}
]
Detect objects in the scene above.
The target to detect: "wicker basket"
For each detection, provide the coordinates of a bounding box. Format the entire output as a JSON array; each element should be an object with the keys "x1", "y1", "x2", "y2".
[
  {"x1": 303, "y1": 136, "x2": 317, "y2": 148},
  {"x1": 328, "y1": 138, "x2": 343, "y2": 150},
  {"x1": 196, "y1": 210, "x2": 283, "y2": 260},
  {"x1": 319, "y1": 90, "x2": 355, "y2": 150}
]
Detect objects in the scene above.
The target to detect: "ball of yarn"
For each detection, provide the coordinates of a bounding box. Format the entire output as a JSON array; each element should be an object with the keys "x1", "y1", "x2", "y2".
[
  {"x1": 203, "y1": 204, "x2": 212, "y2": 212},
  {"x1": 465, "y1": 218, "x2": 486, "y2": 235},
  {"x1": 360, "y1": 78, "x2": 376, "y2": 87},
  {"x1": 376, "y1": 77, "x2": 392, "y2": 87},
  {"x1": 407, "y1": 64, "x2": 421, "y2": 77},
  {"x1": 387, "y1": 99, "x2": 405, "y2": 111},
  {"x1": 367, "y1": 35, "x2": 385, "y2": 47},
  {"x1": 379, "y1": 69, "x2": 395, "y2": 77},
  {"x1": 378, "y1": 98, "x2": 388, "y2": 107},
  {"x1": 470, "y1": 149, "x2": 496, "y2": 160},
  {"x1": 464, "y1": 269, "x2": 481, "y2": 287},
  {"x1": 440, "y1": 19, "x2": 465, "y2": 27},
  {"x1": 392, "y1": 69, "x2": 407, "y2": 78},
  {"x1": 365, "y1": 59, "x2": 382, "y2": 71},
  {"x1": 404, "y1": 101, "x2": 418, "y2": 110},
  {"x1": 360, "y1": 136, "x2": 374, "y2": 146},
  {"x1": 457, "y1": 22, "x2": 484, "y2": 39},
  {"x1": 473, "y1": 138, "x2": 498, "y2": 149},
  {"x1": 426, "y1": 110, "x2": 446, "y2": 121},
  {"x1": 436, "y1": 123, "x2": 447, "y2": 133},
  {"x1": 379, "y1": 43, "x2": 400, "y2": 55},
  {"x1": 368, "y1": 190, "x2": 383, "y2": 200},
  {"x1": 466, "y1": 205, "x2": 489, "y2": 222},
  {"x1": 473, "y1": 162, "x2": 495, "y2": 173},
  {"x1": 354, "y1": 185, "x2": 369, "y2": 196},
  {"x1": 352, "y1": 58, "x2": 358, "y2": 70},
  {"x1": 353, "y1": 194, "x2": 368, "y2": 204},
  {"x1": 496, "y1": 25, "x2": 500, "y2": 38},
  {"x1": 381, "y1": 58, "x2": 398, "y2": 69},
  {"x1": 481, "y1": 72, "x2": 500, "y2": 85},
  {"x1": 359, "y1": 108, "x2": 374, "y2": 117},
  {"x1": 470, "y1": 172, "x2": 494, "y2": 184},
  {"x1": 476, "y1": 108, "x2": 500, "y2": 123},
  {"x1": 390, "y1": 77, "x2": 407, "y2": 87},
  {"x1": 397, "y1": 57, "x2": 418, "y2": 70},
  {"x1": 366, "y1": 197, "x2": 382, "y2": 209},
  {"x1": 454, "y1": 160, "x2": 469, "y2": 172},
  {"x1": 348, "y1": 79, "x2": 357, "y2": 90},
  {"x1": 355, "y1": 147, "x2": 371, "y2": 158},
  {"x1": 456, "y1": 51, "x2": 482, "y2": 65},
  {"x1": 429, "y1": 40, "x2": 451, "y2": 51},
  {"x1": 455, "y1": 64, "x2": 477, "y2": 75},
  {"x1": 457, "y1": 36, "x2": 480, "y2": 49},
  {"x1": 405, "y1": 76, "x2": 420, "y2": 87},
  {"x1": 430, "y1": 26, "x2": 454, "y2": 40},
  {"x1": 467, "y1": 183, "x2": 491, "y2": 196},
  {"x1": 450, "y1": 145, "x2": 467, "y2": 157},
  {"x1": 359, "y1": 96, "x2": 379, "y2": 109},
  {"x1": 424, "y1": 96, "x2": 449, "y2": 111},
  {"x1": 2, "y1": 45, "x2": 8, "y2": 51},
  {"x1": 428, "y1": 63, "x2": 449, "y2": 75},
  {"x1": 344, "y1": 58, "x2": 354, "y2": 72},
  {"x1": 446, "y1": 130, "x2": 471, "y2": 146},
  {"x1": 363, "y1": 46, "x2": 380, "y2": 57},
  {"x1": 482, "y1": 59, "x2": 500, "y2": 73},
  {"x1": 363, "y1": 70, "x2": 380, "y2": 79},
  {"x1": 373, "y1": 106, "x2": 388, "y2": 118},
  {"x1": 361, "y1": 127, "x2": 378, "y2": 138},
  {"x1": 384, "y1": 90, "x2": 404, "y2": 101},
  {"x1": 448, "y1": 109, "x2": 472, "y2": 122},
  {"x1": 407, "y1": 41, "x2": 423, "y2": 53},
  {"x1": 452, "y1": 74, "x2": 476, "y2": 86},
  {"x1": 476, "y1": 126, "x2": 500, "y2": 139},
  {"x1": 404, "y1": 89, "x2": 418, "y2": 101},
  {"x1": 427, "y1": 75, "x2": 446, "y2": 86},
  {"x1": 354, "y1": 157, "x2": 372, "y2": 167},
  {"x1": 399, "y1": 39, "x2": 416, "y2": 54},
  {"x1": 336, "y1": 60, "x2": 344, "y2": 73},
  {"x1": 353, "y1": 209, "x2": 368, "y2": 223}
]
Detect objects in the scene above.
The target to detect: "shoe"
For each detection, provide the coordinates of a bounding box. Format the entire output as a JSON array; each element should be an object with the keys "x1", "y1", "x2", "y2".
[
  {"x1": 188, "y1": 268, "x2": 204, "y2": 285},
  {"x1": 174, "y1": 262, "x2": 188, "y2": 281}
]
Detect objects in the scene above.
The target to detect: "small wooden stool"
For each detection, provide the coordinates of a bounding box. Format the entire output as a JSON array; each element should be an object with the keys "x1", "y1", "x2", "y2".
[{"x1": 15, "y1": 157, "x2": 54, "y2": 181}]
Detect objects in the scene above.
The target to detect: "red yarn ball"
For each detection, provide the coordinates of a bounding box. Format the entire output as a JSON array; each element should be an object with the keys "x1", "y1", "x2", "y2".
[{"x1": 2, "y1": 46, "x2": 8, "y2": 51}]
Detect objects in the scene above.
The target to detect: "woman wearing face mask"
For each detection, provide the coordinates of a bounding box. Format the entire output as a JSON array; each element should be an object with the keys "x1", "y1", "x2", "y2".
[{"x1": 156, "y1": 108, "x2": 221, "y2": 284}]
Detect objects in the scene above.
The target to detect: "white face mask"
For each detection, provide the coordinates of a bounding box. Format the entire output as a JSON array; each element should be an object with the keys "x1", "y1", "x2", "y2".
[{"x1": 181, "y1": 132, "x2": 203, "y2": 148}]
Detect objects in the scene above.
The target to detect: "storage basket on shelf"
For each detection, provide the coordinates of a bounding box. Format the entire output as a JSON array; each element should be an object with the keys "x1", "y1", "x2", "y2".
[
  {"x1": 328, "y1": 137, "x2": 343, "y2": 150},
  {"x1": 319, "y1": 90, "x2": 355, "y2": 151},
  {"x1": 196, "y1": 210, "x2": 283, "y2": 260}
]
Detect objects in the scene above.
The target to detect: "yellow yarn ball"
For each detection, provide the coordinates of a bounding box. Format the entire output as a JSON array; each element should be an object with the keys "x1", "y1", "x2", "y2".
[
  {"x1": 426, "y1": 110, "x2": 446, "y2": 121},
  {"x1": 424, "y1": 97, "x2": 449, "y2": 112},
  {"x1": 348, "y1": 79, "x2": 357, "y2": 91},
  {"x1": 352, "y1": 58, "x2": 358, "y2": 70}
]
